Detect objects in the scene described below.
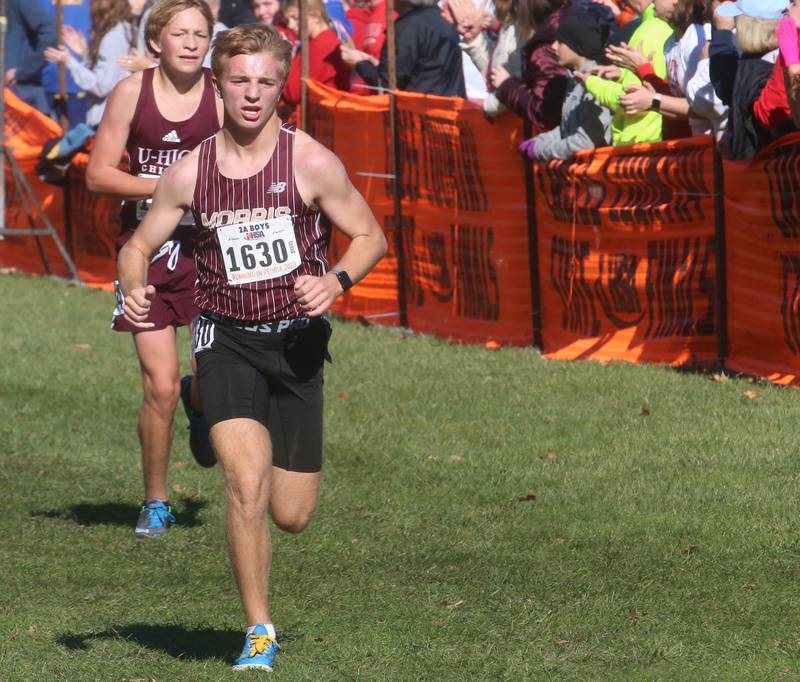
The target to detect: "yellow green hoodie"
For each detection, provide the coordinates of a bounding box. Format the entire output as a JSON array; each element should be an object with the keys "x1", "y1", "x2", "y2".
[{"x1": 585, "y1": 5, "x2": 673, "y2": 146}]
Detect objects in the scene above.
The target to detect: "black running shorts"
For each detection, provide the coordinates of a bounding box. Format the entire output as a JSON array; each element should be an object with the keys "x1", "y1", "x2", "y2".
[{"x1": 193, "y1": 313, "x2": 331, "y2": 473}]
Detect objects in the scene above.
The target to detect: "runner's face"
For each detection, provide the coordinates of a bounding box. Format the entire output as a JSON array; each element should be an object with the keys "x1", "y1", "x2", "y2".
[
  {"x1": 218, "y1": 52, "x2": 285, "y2": 129},
  {"x1": 253, "y1": 0, "x2": 281, "y2": 25},
  {"x1": 157, "y1": 8, "x2": 211, "y2": 74}
]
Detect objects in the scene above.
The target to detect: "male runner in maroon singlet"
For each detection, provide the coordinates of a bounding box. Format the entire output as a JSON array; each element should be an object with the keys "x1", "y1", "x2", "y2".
[
  {"x1": 117, "y1": 24, "x2": 386, "y2": 671},
  {"x1": 86, "y1": 0, "x2": 223, "y2": 538}
]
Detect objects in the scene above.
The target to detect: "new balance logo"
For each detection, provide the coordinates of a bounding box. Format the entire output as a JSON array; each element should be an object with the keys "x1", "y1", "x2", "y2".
[
  {"x1": 267, "y1": 182, "x2": 287, "y2": 194},
  {"x1": 162, "y1": 129, "x2": 181, "y2": 143}
]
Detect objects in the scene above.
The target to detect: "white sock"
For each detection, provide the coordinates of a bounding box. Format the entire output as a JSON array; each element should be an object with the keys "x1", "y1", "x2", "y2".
[{"x1": 247, "y1": 623, "x2": 277, "y2": 638}]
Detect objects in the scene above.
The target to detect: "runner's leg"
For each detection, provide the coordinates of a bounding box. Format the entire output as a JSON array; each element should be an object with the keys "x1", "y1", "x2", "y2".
[
  {"x1": 211, "y1": 417, "x2": 273, "y2": 625},
  {"x1": 133, "y1": 326, "x2": 181, "y2": 501}
]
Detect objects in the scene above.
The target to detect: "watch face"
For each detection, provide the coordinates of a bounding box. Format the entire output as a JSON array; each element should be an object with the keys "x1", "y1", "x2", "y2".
[{"x1": 336, "y1": 270, "x2": 353, "y2": 291}]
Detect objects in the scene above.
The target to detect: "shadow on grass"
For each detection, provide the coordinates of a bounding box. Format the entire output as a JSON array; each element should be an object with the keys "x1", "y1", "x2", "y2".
[
  {"x1": 57, "y1": 624, "x2": 304, "y2": 661},
  {"x1": 33, "y1": 498, "x2": 207, "y2": 528},
  {"x1": 57, "y1": 624, "x2": 240, "y2": 661}
]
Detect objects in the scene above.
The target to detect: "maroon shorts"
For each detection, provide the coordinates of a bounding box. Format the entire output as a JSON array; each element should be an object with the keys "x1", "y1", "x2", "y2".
[{"x1": 112, "y1": 228, "x2": 199, "y2": 333}]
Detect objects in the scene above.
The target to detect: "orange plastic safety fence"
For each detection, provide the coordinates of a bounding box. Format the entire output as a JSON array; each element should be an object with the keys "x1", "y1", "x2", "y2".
[
  {"x1": 6, "y1": 81, "x2": 800, "y2": 388},
  {"x1": 724, "y1": 132, "x2": 800, "y2": 384},
  {"x1": 535, "y1": 136, "x2": 719, "y2": 365},
  {"x1": 395, "y1": 91, "x2": 532, "y2": 346},
  {"x1": 306, "y1": 81, "x2": 399, "y2": 325}
]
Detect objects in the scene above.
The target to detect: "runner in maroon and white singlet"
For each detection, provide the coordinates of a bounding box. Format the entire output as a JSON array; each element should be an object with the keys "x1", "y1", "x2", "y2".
[
  {"x1": 117, "y1": 24, "x2": 386, "y2": 670},
  {"x1": 86, "y1": 0, "x2": 223, "y2": 538},
  {"x1": 192, "y1": 121, "x2": 328, "y2": 321}
]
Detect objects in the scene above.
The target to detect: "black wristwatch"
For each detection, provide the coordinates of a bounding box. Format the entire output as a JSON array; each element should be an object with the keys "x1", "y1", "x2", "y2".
[
  {"x1": 650, "y1": 94, "x2": 662, "y2": 112},
  {"x1": 329, "y1": 267, "x2": 353, "y2": 292}
]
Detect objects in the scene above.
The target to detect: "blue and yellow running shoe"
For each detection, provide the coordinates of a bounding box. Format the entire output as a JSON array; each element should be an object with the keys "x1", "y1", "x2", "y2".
[
  {"x1": 134, "y1": 500, "x2": 175, "y2": 539},
  {"x1": 232, "y1": 624, "x2": 280, "y2": 671},
  {"x1": 180, "y1": 375, "x2": 216, "y2": 468}
]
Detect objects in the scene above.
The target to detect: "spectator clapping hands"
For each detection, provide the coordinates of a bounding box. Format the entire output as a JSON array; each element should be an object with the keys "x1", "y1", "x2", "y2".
[
  {"x1": 620, "y1": 82, "x2": 656, "y2": 115},
  {"x1": 441, "y1": 0, "x2": 492, "y2": 43},
  {"x1": 588, "y1": 64, "x2": 622, "y2": 80},
  {"x1": 62, "y1": 25, "x2": 88, "y2": 58},
  {"x1": 606, "y1": 42, "x2": 652, "y2": 72},
  {"x1": 44, "y1": 46, "x2": 71, "y2": 65},
  {"x1": 44, "y1": 23, "x2": 88, "y2": 66}
]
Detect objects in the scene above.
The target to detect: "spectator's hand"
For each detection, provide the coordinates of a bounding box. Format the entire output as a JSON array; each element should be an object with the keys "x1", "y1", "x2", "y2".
[
  {"x1": 700, "y1": 41, "x2": 709, "y2": 60},
  {"x1": 44, "y1": 46, "x2": 71, "y2": 65},
  {"x1": 460, "y1": 19, "x2": 483, "y2": 42},
  {"x1": 592, "y1": 0, "x2": 622, "y2": 18},
  {"x1": 62, "y1": 25, "x2": 88, "y2": 57},
  {"x1": 606, "y1": 43, "x2": 652, "y2": 72},
  {"x1": 441, "y1": 0, "x2": 456, "y2": 23},
  {"x1": 340, "y1": 45, "x2": 376, "y2": 68},
  {"x1": 713, "y1": 4, "x2": 735, "y2": 30},
  {"x1": 620, "y1": 82, "x2": 656, "y2": 115},
  {"x1": 519, "y1": 137, "x2": 537, "y2": 159},
  {"x1": 118, "y1": 50, "x2": 157, "y2": 72},
  {"x1": 441, "y1": 0, "x2": 490, "y2": 42},
  {"x1": 573, "y1": 69, "x2": 588, "y2": 83},
  {"x1": 490, "y1": 64, "x2": 511, "y2": 89},
  {"x1": 4, "y1": 68, "x2": 16, "y2": 87},
  {"x1": 587, "y1": 64, "x2": 622, "y2": 80},
  {"x1": 123, "y1": 285, "x2": 156, "y2": 328},
  {"x1": 447, "y1": 0, "x2": 485, "y2": 29}
]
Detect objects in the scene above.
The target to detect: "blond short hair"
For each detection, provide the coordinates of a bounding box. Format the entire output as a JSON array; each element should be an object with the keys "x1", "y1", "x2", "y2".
[
  {"x1": 145, "y1": 0, "x2": 215, "y2": 56},
  {"x1": 735, "y1": 15, "x2": 780, "y2": 55},
  {"x1": 210, "y1": 24, "x2": 292, "y2": 82}
]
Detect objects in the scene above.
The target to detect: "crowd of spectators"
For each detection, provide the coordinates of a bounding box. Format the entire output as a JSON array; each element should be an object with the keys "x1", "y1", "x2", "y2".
[{"x1": 8, "y1": 0, "x2": 800, "y2": 160}]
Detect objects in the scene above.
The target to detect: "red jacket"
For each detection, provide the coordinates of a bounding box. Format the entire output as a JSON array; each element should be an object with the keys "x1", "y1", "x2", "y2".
[
  {"x1": 754, "y1": 53, "x2": 791, "y2": 129},
  {"x1": 347, "y1": 6, "x2": 370, "y2": 50},
  {"x1": 362, "y1": 1, "x2": 394, "y2": 59},
  {"x1": 283, "y1": 27, "x2": 351, "y2": 105}
]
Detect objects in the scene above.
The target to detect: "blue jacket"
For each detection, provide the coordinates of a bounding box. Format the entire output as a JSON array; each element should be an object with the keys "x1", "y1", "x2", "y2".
[
  {"x1": 41, "y1": 0, "x2": 92, "y2": 94},
  {"x1": 5, "y1": 0, "x2": 56, "y2": 87}
]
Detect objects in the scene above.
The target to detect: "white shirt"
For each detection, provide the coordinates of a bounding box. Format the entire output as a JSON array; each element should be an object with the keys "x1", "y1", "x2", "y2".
[{"x1": 665, "y1": 23, "x2": 711, "y2": 136}]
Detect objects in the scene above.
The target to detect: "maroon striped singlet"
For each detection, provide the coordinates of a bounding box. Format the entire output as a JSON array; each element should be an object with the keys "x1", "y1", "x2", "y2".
[
  {"x1": 112, "y1": 66, "x2": 219, "y2": 332},
  {"x1": 120, "y1": 66, "x2": 219, "y2": 235},
  {"x1": 190, "y1": 123, "x2": 330, "y2": 321}
]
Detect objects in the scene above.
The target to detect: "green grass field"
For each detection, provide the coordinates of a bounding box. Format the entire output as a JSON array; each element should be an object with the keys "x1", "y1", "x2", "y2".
[{"x1": 3, "y1": 272, "x2": 800, "y2": 681}]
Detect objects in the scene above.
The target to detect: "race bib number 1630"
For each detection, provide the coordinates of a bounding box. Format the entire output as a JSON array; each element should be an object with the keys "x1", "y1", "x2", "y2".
[{"x1": 217, "y1": 215, "x2": 301, "y2": 285}]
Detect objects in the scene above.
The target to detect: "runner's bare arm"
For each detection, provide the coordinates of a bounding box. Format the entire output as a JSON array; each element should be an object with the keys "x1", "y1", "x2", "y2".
[
  {"x1": 117, "y1": 153, "x2": 199, "y2": 327},
  {"x1": 86, "y1": 74, "x2": 159, "y2": 201},
  {"x1": 294, "y1": 134, "x2": 387, "y2": 316}
]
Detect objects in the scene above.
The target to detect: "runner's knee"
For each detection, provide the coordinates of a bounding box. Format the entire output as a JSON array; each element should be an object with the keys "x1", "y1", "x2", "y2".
[
  {"x1": 226, "y1": 477, "x2": 270, "y2": 518},
  {"x1": 142, "y1": 374, "x2": 180, "y2": 412},
  {"x1": 271, "y1": 506, "x2": 316, "y2": 534}
]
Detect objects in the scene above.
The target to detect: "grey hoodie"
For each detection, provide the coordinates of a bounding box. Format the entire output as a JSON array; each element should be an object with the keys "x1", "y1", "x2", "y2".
[{"x1": 532, "y1": 60, "x2": 612, "y2": 161}]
